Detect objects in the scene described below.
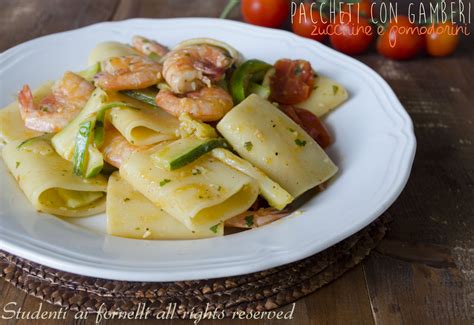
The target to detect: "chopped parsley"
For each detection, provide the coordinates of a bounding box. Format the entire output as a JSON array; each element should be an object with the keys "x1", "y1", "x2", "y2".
[
  {"x1": 332, "y1": 85, "x2": 339, "y2": 95},
  {"x1": 15, "y1": 161, "x2": 20, "y2": 169},
  {"x1": 287, "y1": 127, "x2": 295, "y2": 132},
  {"x1": 192, "y1": 168, "x2": 202, "y2": 175},
  {"x1": 245, "y1": 215, "x2": 254, "y2": 227},
  {"x1": 159, "y1": 179, "x2": 171, "y2": 186},
  {"x1": 217, "y1": 186, "x2": 222, "y2": 191},
  {"x1": 209, "y1": 224, "x2": 219, "y2": 233},
  {"x1": 40, "y1": 106, "x2": 49, "y2": 112},
  {"x1": 148, "y1": 52, "x2": 160, "y2": 61},
  {"x1": 294, "y1": 64, "x2": 303, "y2": 76},
  {"x1": 244, "y1": 141, "x2": 253, "y2": 151},
  {"x1": 295, "y1": 139, "x2": 307, "y2": 147},
  {"x1": 123, "y1": 197, "x2": 130, "y2": 202}
]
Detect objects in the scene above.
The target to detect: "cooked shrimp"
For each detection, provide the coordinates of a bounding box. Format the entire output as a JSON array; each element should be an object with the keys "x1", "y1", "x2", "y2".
[
  {"x1": 100, "y1": 126, "x2": 150, "y2": 168},
  {"x1": 94, "y1": 56, "x2": 162, "y2": 91},
  {"x1": 132, "y1": 35, "x2": 169, "y2": 57},
  {"x1": 225, "y1": 208, "x2": 290, "y2": 229},
  {"x1": 162, "y1": 45, "x2": 234, "y2": 94},
  {"x1": 155, "y1": 86, "x2": 233, "y2": 121},
  {"x1": 18, "y1": 72, "x2": 94, "y2": 133}
]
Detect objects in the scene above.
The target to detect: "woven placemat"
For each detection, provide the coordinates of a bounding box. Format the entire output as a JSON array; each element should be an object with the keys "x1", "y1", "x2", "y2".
[{"x1": 0, "y1": 216, "x2": 389, "y2": 317}]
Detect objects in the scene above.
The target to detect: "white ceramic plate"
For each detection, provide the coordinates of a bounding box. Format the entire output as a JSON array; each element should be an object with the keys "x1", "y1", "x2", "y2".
[{"x1": 0, "y1": 18, "x2": 415, "y2": 281}]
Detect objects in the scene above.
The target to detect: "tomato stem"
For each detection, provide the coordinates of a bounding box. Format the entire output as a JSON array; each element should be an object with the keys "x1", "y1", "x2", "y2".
[{"x1": 220, "y1": 0, "x2": 240, "y2": 19}]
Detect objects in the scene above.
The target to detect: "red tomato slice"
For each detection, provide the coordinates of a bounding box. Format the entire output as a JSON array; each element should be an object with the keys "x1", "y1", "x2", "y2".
[
  {"x1": 270, "y1": 59, "x2": 315, "y2": 105},
  {"x1": 280, "y1": 105, "x2": 332, "y2": 148}
]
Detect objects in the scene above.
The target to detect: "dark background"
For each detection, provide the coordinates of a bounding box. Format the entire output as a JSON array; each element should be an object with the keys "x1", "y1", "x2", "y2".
[{"x1": 0, "y1": 0, "x2": 473, "y2": 324}]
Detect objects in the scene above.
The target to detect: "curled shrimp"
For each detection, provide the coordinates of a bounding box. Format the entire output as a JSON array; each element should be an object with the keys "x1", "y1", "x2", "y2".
[
  {"x1": 18, "y1": 72, "x2": 94, "y2": 133},
  {"x1": 94, "y1": 56, "x2": 162, "y2": 91},
  {"x1": 132, "y1": 35, "x2": 169, "y2": 57},
  {"x1": 162, "y1": 45, "x2": 234, "y2": 94},
  {"x1": 155, "y1": 86, "x2": 233, "y2": 122},
  {"x1": 225, "y1": 208, "x2": 290, "y2": 229},
  {"x1": 100, "y1": 125, "x2": 150, "y2": 168}
]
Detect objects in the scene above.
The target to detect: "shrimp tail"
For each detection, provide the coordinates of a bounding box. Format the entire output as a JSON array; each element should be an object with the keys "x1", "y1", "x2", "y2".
[
  {"x1": 18, "y1": 85, "x2": 34, "y2": 116},
  {"x1": 193, "y1": 61, "x2": 226, "y2": 79}
]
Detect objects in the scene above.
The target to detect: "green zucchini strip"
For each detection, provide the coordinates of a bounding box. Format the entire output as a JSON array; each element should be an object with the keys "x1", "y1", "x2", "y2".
[
  {"x1": 230, "y1": 59, "x2": 272, "y2": 104},
  {"x1": 73, "y1": 119, "x2": 95, "y2": 177},
  {"x1": 152, "y1": 137, "x2": 231, "y2": 171},
  {"x1": 77, "y1": 62, "x2": 101, "y2": 82},
  {"x1": 119, "y1": 89, "x2": 159, "y2": 108}
]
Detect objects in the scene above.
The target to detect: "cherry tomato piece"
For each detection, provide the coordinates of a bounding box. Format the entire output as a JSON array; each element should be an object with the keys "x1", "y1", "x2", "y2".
[
  {"x1": 377, "y1": 16, "x2": 424, "y2": 60},
  {"x1": 426, "y1": 21, "x2": 460, "y2": 57},
  {"x1": 280, "y1": 105, "x2": 332, "y2": 148},
  {"x1": 241, "y1": 0, "x2": 289, "y2": 28},
  {"x1": 270, "y1": 59, "x2": 315, "y2": 105},
  {"x1": 329, "y1": 14, "x2": 374, "y2": 55},
  {"x1": 292, "y1": 4, "x2": 328, "y2": 42}
]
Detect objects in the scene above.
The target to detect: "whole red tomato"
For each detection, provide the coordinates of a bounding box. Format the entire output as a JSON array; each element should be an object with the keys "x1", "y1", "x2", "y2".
[
  {"x1": 426, "y1": 21, "x2": 460, "y2": 57},
  {"x1": 340, "y1": 0, "x2": 373, "y2": 19},
  {"x1": 241, "y1": 0, "x2": 289, "y2": 28},
  {"x1": 329, "y1": 14, "x2": 374, "y2": 55},
  {"x1": 292, "y1": 4, "x2": 328, "y2": 42},
  {"x1": 377, "y1": 16, "x2": 424, "y2": 60}
]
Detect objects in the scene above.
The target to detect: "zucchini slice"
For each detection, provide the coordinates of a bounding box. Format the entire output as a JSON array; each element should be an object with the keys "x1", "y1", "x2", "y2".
[
  {"x1": 85, "y1": 146, "x2": 104, "y2": 178},
  {"x1": 72, "y1": 119, "x2": 105, "y2": 178},
  {"x1": 120, "y1": 88, "x2": 159, "y2": 108},
  {"x1": 77, "y1": 62, "x2": 100, "y2": 82},
  {"x1": 151, "y1": 137, "x2": 231, "y2": 171},
  {"x1": 248, "y1": 82, "x2": 270, "y2": 100},
  {"x1": 211, "y1": 148, "x2": 293, "y2": 210},
  {"x1": 73, "y1": 120, "x2": 95, "y2": 177}
]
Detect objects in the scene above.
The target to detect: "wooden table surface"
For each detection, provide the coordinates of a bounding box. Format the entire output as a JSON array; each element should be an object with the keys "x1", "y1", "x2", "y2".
[{"x1": 0, "y1": 1, "x2": 473, "y2": 324}]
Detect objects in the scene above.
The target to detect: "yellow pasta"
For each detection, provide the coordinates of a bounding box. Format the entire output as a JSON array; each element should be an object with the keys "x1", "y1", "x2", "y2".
[
  {"x1": 217, "y1": 94, "x2": 338, "y2": 198},
  {"x1": 2, "y1": 139, "x2": 107, "y2": 217},
  {"x1": 88, "y1": 41, "x2": 138, "y2": 66},
  {"x1": 107, "y1": 172, "x2": 223, "y2": 239},
  {"x1": 120, "y1": 148, "x2": 259, "y2": 232},
  {"x1": 296, "y1": 76, "x2": 348, "y2": 117},
  {"x1": 107, "y1": 92, "x2": 179, "y2": 146}
]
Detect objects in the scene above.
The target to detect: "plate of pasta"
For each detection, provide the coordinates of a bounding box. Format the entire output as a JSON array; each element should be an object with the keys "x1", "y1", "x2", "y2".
[{"x1": 0, "y1": 18, "x2": 415, "y2": 281}]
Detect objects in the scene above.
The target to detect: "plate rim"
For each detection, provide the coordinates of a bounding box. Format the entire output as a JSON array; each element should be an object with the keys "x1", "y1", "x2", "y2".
[{"x1": 0, "y1": 17, "x2": 416, "y2": 281}]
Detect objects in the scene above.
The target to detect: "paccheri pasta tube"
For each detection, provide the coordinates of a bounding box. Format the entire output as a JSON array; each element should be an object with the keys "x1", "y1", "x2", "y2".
[
  {"x1": 120, "y1": 147, "x2": 259, "y2": 232},
  {"x1": 217, "y1": 94, "x2": 338, "y2": 198},
  {"x1": 2, "y1": 139, "x2": 107, "y2": 217},
  {"x1": 107, "y1": 92, "x2": 179, "y2": 146},
  {"x1": 107, "y1": 172, "x2": 223, "y2": 239},
  {"x1": 88, "y1": 41, "x2": 138, "y2": 66},
  {"x1": 296, "y1": 76, "x2": 348, "y2": 117}
]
